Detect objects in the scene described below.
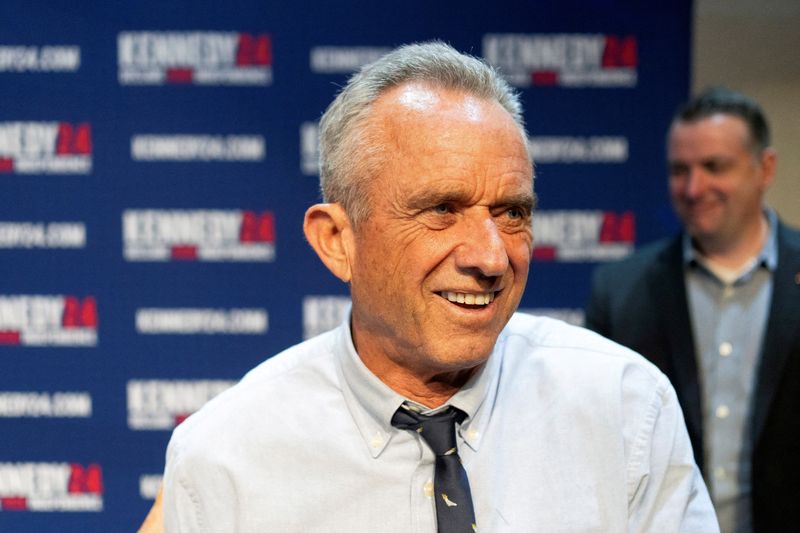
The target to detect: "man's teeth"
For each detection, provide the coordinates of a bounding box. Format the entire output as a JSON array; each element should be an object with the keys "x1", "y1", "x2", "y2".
[{"x1": 441, "y1": 291, "x2": 495, "y2": 305}]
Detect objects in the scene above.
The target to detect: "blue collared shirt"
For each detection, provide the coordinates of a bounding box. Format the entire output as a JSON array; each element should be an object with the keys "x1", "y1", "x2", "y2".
[
  {"x1": 164, "y1": 313, "x2": 717, "y2": 532},
  {"x1": 683, "y1": 209, "x2": 778, "y2": 533}
]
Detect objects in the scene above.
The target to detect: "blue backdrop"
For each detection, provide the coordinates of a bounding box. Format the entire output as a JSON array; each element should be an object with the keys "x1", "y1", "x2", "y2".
[{"x1": 0, "y1": 1, "x2": 690, "y2": 530}]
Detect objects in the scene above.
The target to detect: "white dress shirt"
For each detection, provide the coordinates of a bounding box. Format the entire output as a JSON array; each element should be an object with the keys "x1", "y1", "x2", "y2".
[{"x1": 163, "y1": 313, "x2": 718, "y2": 532}]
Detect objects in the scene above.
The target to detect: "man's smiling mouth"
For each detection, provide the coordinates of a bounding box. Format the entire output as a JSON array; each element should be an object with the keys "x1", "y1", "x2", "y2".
[{"x1": 439, "y1": 291, "x2": 496, "y2": 306}]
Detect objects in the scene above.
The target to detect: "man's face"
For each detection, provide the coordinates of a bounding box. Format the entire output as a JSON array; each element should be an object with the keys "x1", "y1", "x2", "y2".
[
  {"x1": 348, "y1": 83, "x2": 533, "y2": 380},
  {"x1": 668, "y1": 113, "x2": 773, "y2": 247}
]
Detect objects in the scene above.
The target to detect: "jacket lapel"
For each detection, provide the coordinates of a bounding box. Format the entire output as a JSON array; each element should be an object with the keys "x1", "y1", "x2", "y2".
[
  {"x1": 751, "y1": 223, "x2": 800, "y2": 444},
  {"x1": 650, "y1": 237, "x2": 704, "y2": 451}
]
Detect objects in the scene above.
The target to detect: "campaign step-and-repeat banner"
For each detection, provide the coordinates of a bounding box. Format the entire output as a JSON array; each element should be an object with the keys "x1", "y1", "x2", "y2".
[{"x1": 0, "y1": 1, "x2": 690, "y2": 530}]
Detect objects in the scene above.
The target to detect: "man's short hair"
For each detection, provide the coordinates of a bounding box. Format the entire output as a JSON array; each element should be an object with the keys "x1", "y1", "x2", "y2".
[
  {"x1": 318, "y1": 41, "x2": 528, "y2": 225},
  {"x1": 673, "y1": 86, "x2": 771, "y2": 153}
]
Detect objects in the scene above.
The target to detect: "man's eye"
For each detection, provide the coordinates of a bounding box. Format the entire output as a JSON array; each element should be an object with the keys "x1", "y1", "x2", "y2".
[
  {"x1": 433, "y1": 204, "x2": 451, "y2": 214},
  {"x1": 507, "y1": 207, "x2": 523, "y2": 219}
]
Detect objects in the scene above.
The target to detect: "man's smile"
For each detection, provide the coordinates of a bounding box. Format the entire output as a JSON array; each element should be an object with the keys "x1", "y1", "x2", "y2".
[{"x1": 439, "y1": 290, "x2": 498, "y2": 307}]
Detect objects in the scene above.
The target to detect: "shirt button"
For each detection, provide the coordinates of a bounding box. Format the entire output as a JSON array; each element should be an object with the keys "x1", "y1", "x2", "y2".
[
  {"x1": 714, "y1": 467, "x2": 727, "y2": 480},
  {"x1": 370, "y1": 433, "x2": 384, "y2": 449},
  {"x1": 423, "y1": 480, "x2": 434, "y2": 498},
  {"x1": 723, "y1": 286, "x2": 735, "y2": 298},
  {"x1": 719, "y1": 342, "x2": 733, "y2": 357},
  {"x1": 467, "y1": 428, "x2": 479, "y2": 442},
  {"x1": 715, "y1": 405, "x2": 730, "y2": 419}
]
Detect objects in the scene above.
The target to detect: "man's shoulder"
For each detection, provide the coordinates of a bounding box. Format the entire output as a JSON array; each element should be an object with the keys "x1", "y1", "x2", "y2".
[
  {"x1": 500, "y1": 314, "x2": 672, "y2": 435},
  {"x1": 503, "y1": 313, "x2": 665, "y2": 384},
  {"x1": 168, "y1": 327, "x2": 342, "y2": 453},
  {"x1": 778, "y1": 219, "x2": 800, "y2": 251}
]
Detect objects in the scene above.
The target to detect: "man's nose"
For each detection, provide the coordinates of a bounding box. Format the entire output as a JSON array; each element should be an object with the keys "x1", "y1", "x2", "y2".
[
  {"x1": 684, "y1": 168, "x2": 708, "y2": 198},
  {"x1": 454, "y1": 216, "x2": 509, "y2": 278}
]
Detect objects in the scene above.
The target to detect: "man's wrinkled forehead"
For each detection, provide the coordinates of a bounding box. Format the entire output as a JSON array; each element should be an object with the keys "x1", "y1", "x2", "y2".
[
  {"x1": 370, "y1": 82, "x2": 532, "y2": 165},
  {"x1": 393, "y1": 83, "x2": 490, "y2": 123}
]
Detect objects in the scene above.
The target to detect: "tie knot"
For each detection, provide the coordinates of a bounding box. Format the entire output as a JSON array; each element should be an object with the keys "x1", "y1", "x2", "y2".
[{"x1": 391, "y1": 405, "x2": 464, "y2": 456}]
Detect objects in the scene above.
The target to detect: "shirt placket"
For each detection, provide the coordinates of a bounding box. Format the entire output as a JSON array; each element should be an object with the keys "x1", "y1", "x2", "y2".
[
  {"x1": 707, "y1": 280, "x2": 739, "y2": 503},
  {"x1": 410, "y1": 442, "x2": 437, "y2": 533}
]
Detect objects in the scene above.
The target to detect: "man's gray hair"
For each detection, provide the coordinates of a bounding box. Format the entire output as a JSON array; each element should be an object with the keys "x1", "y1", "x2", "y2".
[{"x1": 318, "y1": 41, "x2": 528, "y2": 225}]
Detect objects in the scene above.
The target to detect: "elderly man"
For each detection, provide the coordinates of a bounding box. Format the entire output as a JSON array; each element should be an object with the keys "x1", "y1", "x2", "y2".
[
  {"x1": 586, "y1": 88, "x2": 800, "y2": 532},
  {"x1": 162, "y1": 42, "x2": 717, "y2": 532}
]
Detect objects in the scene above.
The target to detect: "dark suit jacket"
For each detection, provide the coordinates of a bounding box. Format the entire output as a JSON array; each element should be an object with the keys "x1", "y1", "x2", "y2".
[{"x1": 585, "y1": 220, "x2": 800, "y2": 532}]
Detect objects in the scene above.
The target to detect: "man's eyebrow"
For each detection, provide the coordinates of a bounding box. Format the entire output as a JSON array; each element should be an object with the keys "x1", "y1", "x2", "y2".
[
  {"x1": 668, "y1": 155, "x2": 735, "y2": 169},
  {"x1": 405, "y1": 189, "x2": 536, "y2": 211},
  {"x1": 406, "y1": 188, "x2": 471, "y2": 209},
  {"x1": 497, "y1": 192, "x2": 536, "y2": 211}
]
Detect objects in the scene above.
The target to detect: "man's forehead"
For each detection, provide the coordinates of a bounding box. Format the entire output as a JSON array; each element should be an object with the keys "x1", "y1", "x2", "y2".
[
  {"x1": 393, "y1": 83, "x2": 441, "y2": 112},
  {"x1": 671, "y1": 113, "x2": 750, "y2": 143},
  {"x1": 376, "y1": 82, "x2": 504, "y2": 125},
  {"x1": 369, "y1": 83, "x2": 526, "y2": 161},
  {"x1": 362, "y1": 81, "x2": 532, "y2": 191},
  {"x1": 669, "y1": 113, "x2": 753, "y2": 155}
]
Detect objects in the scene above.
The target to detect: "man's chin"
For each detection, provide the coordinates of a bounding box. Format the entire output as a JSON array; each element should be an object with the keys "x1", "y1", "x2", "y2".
[
  {"x1": 685, "y1": 224, "x2": 720, "y2": 243},
  {"x1": 681, "y1": 217, "x2": 716, "y2": 239},
  {"x1": 424, "y1": 339, "x2": 495, "y2": 373}
]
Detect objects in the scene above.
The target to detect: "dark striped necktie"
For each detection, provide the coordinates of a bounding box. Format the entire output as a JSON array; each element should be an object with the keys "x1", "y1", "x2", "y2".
[{"x1": 392, "y1": 405, "x2": 477, "y2": 532}]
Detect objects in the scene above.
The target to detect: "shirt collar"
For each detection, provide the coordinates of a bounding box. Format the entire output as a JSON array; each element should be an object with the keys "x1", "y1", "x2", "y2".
[
  {"x1": 334, "y1": 314, "x2": 503, "y2": 458},
  {"x1": 682, "y1": 208, "x2": 779, "y2": 273}
]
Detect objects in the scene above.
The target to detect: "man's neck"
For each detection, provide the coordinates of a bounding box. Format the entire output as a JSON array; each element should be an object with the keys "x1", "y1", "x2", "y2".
[
  {"x1": 357, "y1": 349, "x2": 480, "y2": 408},
  {"x1": 693, "y1": 213, "x2": 768, "y2": 271}
]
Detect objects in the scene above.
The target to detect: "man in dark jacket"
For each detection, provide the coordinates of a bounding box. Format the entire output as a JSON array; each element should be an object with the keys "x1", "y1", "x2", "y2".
[{"x1": 586, "y1": 87, "x2": 800, "y2": 533}]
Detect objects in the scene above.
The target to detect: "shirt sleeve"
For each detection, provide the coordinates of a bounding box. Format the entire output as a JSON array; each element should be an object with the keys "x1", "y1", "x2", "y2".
[
  {"x1": 163, "y1": 437, "x2": 208, "y2": 533},
  {"x1": 626, "y1": 376, "x2": 719, "y2": 533}
]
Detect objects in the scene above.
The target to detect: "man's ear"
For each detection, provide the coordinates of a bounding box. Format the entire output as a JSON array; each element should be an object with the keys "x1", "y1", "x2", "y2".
[
  {"x1": 759, "y1": 147, "x2": 777, "y2": 190},
  {"x1": 303, "y1": 203, "x2": 354, "y2": 283}
]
